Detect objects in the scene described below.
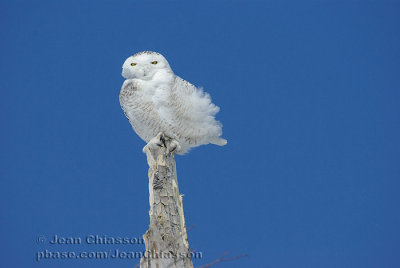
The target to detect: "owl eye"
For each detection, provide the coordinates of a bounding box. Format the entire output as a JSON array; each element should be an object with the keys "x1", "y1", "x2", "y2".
[
  {"x1": 151, "y1": 61, "x2": 158, "y2": 64},
  {"x1": 131, "y1": 63, "x2": 136, "y2": 66}
]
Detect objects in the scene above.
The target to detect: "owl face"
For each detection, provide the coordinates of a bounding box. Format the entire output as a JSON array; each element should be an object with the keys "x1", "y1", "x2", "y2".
[{"x1": 122, "y1": 52, "x2": 171, "y2": 80}]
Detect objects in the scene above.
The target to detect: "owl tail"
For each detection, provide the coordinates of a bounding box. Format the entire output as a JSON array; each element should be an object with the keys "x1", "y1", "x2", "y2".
[{"x1": 210, "y1": 137, "x2": 227, "y2": 146}]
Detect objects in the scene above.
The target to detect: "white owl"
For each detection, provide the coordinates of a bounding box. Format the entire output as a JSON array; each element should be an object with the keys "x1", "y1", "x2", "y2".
[{"x1": 119, "y1": 51, "x2": 227, "y2": 155}]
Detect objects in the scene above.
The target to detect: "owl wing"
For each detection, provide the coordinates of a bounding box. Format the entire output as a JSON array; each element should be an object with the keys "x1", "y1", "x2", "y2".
[{"x1": 164, "y1": 76, "x2": 226, "y2": 146}]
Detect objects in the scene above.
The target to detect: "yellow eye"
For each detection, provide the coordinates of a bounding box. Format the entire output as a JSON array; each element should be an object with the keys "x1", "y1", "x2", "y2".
[
  {"x1": 151, "y1": 61, "x2": 158, "y2": 64},
  {"x1": 131, "y1": 63, "x2": 136, "y2": 66}
]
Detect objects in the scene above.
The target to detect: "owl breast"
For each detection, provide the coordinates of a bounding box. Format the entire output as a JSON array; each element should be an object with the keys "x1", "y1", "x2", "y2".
[{"x1": 119, "y1": 80, "x2": 165, "y2": 143}]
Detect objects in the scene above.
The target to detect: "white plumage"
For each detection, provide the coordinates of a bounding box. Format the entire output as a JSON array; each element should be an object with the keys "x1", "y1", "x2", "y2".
[{"x1": 119, "y1": 51, "x2": 227, "y2": 154}]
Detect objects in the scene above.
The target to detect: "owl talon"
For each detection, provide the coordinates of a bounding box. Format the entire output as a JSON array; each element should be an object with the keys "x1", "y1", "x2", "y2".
[
  {"x1": 167, "y1": 139, "x2": 181, "y2": 154},
  {"x1": 143, "y1": 132, "x2": 166, "y2": 153},
  {"x1": 159, "y1": 135, "x2": 167, "y2": 148}
]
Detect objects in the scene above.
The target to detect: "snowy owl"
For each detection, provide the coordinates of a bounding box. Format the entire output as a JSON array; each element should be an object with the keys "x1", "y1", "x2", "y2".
[{"x1": 119, "y1": 51, "x2": 227, "y2": 155}]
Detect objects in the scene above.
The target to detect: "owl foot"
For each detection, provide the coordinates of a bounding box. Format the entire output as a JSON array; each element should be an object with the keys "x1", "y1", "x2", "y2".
[
  {"x1": 167, "y1": 138, "x2": 181, "y2": 154},
  {"x1": 143, "y1": 132, "x2": 181, "y2": 155},
  {"x1": 143, "y1": 132, "x2": 165, "y2": 153}
]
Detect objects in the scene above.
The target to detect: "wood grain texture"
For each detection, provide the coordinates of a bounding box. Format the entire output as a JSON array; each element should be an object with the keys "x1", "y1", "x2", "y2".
[{"x1": 140, "y1": 133, "x2": 193, "y2": 268}]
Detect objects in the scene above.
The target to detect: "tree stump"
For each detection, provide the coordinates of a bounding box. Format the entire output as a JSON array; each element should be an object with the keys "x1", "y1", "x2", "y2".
[{"x1": 140, "y1": 133, "x2": 194, "y2": 268}]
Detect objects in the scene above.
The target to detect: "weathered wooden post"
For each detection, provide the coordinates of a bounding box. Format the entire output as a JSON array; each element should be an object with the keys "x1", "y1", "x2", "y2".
[{"x1": 140, "y1": 133, "x2": 194, "y2": 268}]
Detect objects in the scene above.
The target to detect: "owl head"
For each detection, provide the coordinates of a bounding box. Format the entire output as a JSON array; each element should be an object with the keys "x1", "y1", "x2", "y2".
[{"x1": 122, "y1": 51, "x2": 172, "y2": 80}]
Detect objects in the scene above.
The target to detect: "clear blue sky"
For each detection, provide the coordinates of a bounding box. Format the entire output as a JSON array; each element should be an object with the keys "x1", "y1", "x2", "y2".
[{"x1": 1, "y1": 1, "x2": 399, "y2": 267}]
